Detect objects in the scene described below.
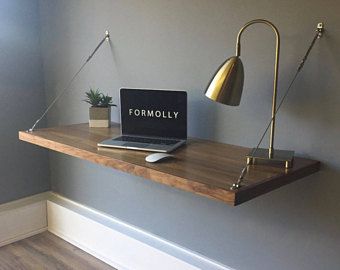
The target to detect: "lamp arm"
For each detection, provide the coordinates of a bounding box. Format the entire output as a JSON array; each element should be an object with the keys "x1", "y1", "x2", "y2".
[{"x1": 236, "y1": 19, "x2": 280, "y2": 158}]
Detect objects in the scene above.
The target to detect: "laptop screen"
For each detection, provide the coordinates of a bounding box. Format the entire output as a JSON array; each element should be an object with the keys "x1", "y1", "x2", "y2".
[{"x1": 120, "y1": 88, "x2": 187, "y2": 139}]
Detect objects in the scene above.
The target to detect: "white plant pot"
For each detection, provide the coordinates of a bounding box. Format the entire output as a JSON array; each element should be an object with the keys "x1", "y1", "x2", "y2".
[{"x1": 89, "y1": 106, "x2": 111, "y2": 128}]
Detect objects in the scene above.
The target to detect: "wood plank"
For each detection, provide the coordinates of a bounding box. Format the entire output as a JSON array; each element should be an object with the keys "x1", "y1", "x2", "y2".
[
  {"x1": 0, "y1": 232, "x2": 115, "y2": 270},
  {"x1": 19, "y1": 123, "x2": 320, "y2": 205}
]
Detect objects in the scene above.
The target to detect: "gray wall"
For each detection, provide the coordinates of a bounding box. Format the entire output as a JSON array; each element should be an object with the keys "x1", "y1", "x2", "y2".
[
  {"x1": 0, "y1": 0, "x2": 49, "y2": 204},
  {"x1": 39, "y1": 1, "x2": 340, "y2": 269}
]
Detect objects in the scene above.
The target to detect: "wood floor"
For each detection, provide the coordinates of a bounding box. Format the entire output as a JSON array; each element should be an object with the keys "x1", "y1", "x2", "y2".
[{"x1": 0, "y1": 232, "x2": 116, "y2": 270}]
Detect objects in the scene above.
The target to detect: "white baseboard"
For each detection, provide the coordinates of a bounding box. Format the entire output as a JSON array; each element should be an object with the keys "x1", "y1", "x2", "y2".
[
  {"x1": 47, "y1": 193, "x2": 234, "y2": 270},
  {"x1": 48, "y1": 201, "x2": 199, "y2": 270},
  {"x1": 0, "y1": 193, "x2": 48, "y2": 247},
  {"x1": 0, "y1": 192, "x2": 234, "y2": 270}
]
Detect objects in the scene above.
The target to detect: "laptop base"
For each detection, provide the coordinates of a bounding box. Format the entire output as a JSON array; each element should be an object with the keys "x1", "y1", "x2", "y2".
[{"x1": 98, "y1": 135, "x2": 186, "y2": 153}]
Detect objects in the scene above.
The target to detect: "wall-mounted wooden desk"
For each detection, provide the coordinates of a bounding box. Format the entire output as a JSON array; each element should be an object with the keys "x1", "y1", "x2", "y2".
[{"x1": 19, "y1": 123, "x2": 320, "y2": 206}]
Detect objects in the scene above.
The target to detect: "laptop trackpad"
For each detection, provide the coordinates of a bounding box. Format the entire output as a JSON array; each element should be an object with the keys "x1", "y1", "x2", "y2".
[{"x1": 123, "y1": 142, "x2": 149, "y2": 148}]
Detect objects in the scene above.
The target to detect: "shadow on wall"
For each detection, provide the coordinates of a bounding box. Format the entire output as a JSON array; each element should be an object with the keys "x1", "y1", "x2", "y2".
[
  {"x1": 204, "y1": 167, "x2": 340, "y2": 270},
  {"x1": 188, "y1": 97, "x2": 219, "y2": 140},
  {"x1": 285, "y1": 33, "x2": 340, "y2": 131},
  {"x1": 108, "y1": 39, "x2": 123, "y2": 88}
]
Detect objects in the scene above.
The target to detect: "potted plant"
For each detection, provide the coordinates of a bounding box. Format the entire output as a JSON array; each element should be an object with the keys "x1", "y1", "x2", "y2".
[{"x1": 84, "y1": 88, "x2": 116, "y2": 128}]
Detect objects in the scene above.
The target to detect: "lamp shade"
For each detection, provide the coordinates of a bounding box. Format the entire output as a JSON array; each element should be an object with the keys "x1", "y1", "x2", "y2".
[{"x1": 205, "y1": 56, "x2": 244, "y2": 106}]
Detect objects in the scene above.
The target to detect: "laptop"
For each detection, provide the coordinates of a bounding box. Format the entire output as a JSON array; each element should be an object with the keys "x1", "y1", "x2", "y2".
[{"x1": 98, "y1": 88, "x2": 187, "y2": 152}]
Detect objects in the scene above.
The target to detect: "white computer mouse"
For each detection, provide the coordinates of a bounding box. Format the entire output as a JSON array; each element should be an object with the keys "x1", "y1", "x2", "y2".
[{"x1": 145, "y1": 153, "x2": 174, "y2": 163}]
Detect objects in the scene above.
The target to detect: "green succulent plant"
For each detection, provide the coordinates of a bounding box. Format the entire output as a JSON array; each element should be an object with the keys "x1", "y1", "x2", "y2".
[
  {"x1": 84, "y1": 88, "x2": 102, "y2": 107},
  {"x1": 84, "y1": 88, "x2": 116, "y2": 107},
  {"x1": 100, "y1": 94, "x2": 116, "y2": 107}
]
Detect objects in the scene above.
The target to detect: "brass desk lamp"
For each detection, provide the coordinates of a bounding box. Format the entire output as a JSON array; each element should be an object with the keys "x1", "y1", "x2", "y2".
[{"x1": 205, "y1": 19, "x2": 293, "y2": 168}]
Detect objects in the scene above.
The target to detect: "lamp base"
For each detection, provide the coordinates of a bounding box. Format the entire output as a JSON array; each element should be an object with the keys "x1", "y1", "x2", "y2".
[{"x1": 246, "y1": 148, "x2": 294, "y2": 168}]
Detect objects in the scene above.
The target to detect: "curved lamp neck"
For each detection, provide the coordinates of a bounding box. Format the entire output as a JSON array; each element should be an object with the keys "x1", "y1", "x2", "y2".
[
  {"x1": 236, "y1": 19, "x2": 280, "y2": 57},
  {"x1": 235, "y1": 19, "x2": 280, "y2": 158}
]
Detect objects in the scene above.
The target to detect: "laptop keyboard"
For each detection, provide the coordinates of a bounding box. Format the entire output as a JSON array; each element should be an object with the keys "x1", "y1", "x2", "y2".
[{"x1": 113, "y1": 136, "x2": 180, "y2": 145}]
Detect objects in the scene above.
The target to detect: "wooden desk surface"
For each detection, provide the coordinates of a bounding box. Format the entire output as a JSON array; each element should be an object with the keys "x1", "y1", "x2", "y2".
[{"x1": 19, "y1": 123, "x2": 320, "y2": 206}]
